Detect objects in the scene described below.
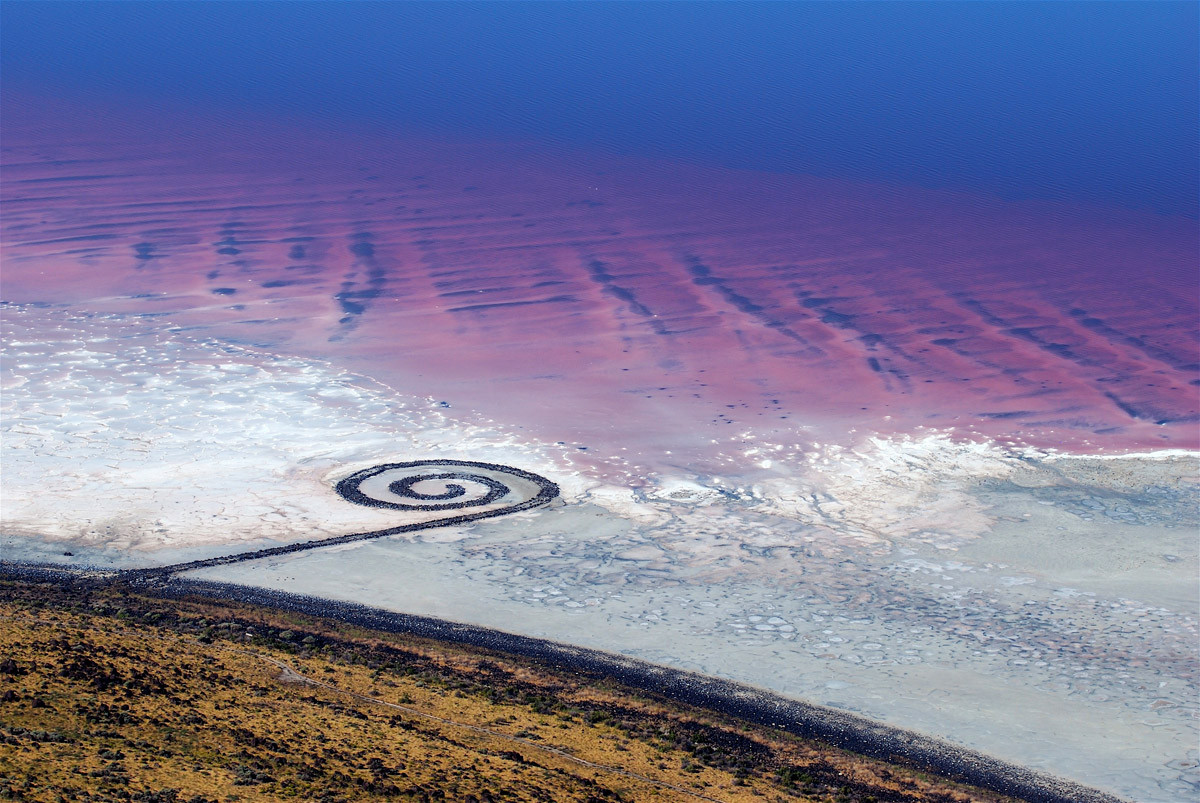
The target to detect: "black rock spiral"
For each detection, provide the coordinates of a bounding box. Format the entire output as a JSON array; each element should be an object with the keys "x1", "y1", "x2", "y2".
[
  {"x1": 126, "y1": 460, "x2": 559, "y2": 580},
  {"x1": 336, "y1": 460, "x2": 553, "y2": 512}
]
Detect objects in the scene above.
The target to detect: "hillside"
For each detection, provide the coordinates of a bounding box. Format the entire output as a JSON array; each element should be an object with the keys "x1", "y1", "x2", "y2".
[{"x1": 0, "y1": 578, "x2": 1018, "y2": 803}]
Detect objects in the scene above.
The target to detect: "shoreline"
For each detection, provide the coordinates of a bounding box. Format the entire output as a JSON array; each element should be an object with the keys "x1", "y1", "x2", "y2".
[
  {"x1": 1, "y1": 561, "x2": 1129, "y2": 803},
  {"x1": 1039, "y1": 447, "x2": 1200, "y2": 461}
]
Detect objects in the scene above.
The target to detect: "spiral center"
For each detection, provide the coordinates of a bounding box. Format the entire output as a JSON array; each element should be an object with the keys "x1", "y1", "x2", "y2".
[
  {"x1": 390, "y1": 476, "x2": 467, "y2": 501},
  {"x1": 387, "y1": 472, "x2": 508, "y2": 506}
]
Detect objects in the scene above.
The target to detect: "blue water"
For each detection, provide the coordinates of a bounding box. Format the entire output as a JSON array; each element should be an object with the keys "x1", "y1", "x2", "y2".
[{"x1": 3, "y1": 1, "x2": 1196, "y2": 216}]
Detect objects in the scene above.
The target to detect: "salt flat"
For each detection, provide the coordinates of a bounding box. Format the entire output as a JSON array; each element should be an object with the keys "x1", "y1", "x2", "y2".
[{"x1": 3, "y1": 305, "x2": 1196, "y2": 802}]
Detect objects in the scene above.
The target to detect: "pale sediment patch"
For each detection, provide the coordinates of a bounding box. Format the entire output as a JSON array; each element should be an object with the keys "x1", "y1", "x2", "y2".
[
  {"x1": 0, "y1": 306, "x2": 586, "y2": 555},
  {"x1": 763, "y1": 433, "x2": 1021, "y2": 548},
  {"x1": 616, "y1": 433, "x2": 1023, "y2": 554},
  {"x1": 1042, "y1": 448, "x2": 1200, "y2": 461}
]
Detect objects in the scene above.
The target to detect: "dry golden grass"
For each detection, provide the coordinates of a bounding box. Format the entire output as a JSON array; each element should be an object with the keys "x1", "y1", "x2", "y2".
[{"x1": 0, "y1": 579, "x2": 1016, "y2": 803}]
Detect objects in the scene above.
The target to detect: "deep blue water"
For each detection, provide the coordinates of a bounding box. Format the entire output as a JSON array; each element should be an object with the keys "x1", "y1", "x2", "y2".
[{"x1": 2, "y1": 1, "x2": 1197, "y2": 216}]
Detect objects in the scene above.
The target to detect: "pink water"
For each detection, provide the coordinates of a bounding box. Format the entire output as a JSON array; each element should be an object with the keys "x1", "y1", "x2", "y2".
[{"x1": 3, "y1": 94, "x2": 1196, "y2": 478}]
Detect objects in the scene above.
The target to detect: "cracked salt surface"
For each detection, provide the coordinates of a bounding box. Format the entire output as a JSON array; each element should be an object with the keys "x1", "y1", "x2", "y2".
[{"x1": 4, "y1": 305, "x2": 1198, "y2": 802}]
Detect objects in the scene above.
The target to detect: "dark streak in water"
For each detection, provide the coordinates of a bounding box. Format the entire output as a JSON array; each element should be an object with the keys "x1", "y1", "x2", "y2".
[
  {"x1": 332, "y1": 231, "x2": 389, "y2": 336},
  {"x1": 683, "y1": 255, "x2": 822, "y2": 356},
  {"x1": 16, "y1": 173, "x2": 133, "y2": 183},
  {"x1": 794, "y1": 289, "x2": 914, "y2": 390},
  {"x1": 584, "y1": 258, "x2": 670, "y2": 335},
  {"x1": 1102, "y1": 391, "x2": 1149, "y2": 421},
  {"x1": 1069, "y1": 307, "x2": 1200, "y2": 374},
  {"x1": 978, "y1": 410, "x2": 1034, "y2": 420},
  {"x1": 956, "y1": 296, "x2": 1100, "y2": 369},
  {"x1": 1003, "y1": 327, "x2": 1094, "y2": 367},
  {"x1": 449, "y1": 295, "x2": 577, "y2": 314},
  {"x1": 438, "y1": 287, "x2": 508, "y2": 299},
  {"x1": 21, "y1": 233, "x2": 117, "y2": 246}
]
